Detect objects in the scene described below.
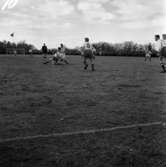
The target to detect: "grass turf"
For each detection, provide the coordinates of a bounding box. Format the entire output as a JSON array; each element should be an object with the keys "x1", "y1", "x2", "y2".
[{"x1": 0, "y1": 55, "x2": 166, "y2": 167}]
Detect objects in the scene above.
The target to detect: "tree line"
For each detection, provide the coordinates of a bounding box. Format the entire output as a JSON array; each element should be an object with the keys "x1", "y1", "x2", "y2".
[
  {"x1": 69, "y1": 41, "x2": 157, "y2": 57},
  {"x1": 0, "y1": 40, "x2": 36, "y2": 54},
  {"x1": 0, "y1": 40, "x2": 157, "y2": 57}
]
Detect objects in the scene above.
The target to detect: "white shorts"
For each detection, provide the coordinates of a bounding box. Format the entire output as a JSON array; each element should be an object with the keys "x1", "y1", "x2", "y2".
[
  {"x1": 146, "y1": 53, "x2": 151, "y2": 57},
  {"x1": 60, "y1": 53, "x2": 66, "y2": 59}
]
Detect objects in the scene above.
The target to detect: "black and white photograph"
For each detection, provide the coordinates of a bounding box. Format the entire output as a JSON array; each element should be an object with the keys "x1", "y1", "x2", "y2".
[{"x1": 0, "y1": 0, "x2": 166, "y2": 166}]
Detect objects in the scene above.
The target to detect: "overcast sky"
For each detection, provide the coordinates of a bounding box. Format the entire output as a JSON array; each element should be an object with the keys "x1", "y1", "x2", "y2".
[{"x1": 0, "y1": 0, "x2": 166, "y2": 48}]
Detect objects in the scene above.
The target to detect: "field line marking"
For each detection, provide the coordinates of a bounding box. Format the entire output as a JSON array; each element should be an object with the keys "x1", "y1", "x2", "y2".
[{"x1": 0, "y1": 121, "x2": 165, "y2": 144}]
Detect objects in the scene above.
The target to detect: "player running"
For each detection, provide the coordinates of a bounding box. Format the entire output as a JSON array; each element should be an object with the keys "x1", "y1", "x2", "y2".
[
  {"x1": 153, "y1": 35, "x2": 165, "y2": 72},
  {"x1": 160, "y1": 34, "x2": 166, "y2": 72},
  {"x1": 81, "y1": 37, "x2": 96, "y2": 71}
]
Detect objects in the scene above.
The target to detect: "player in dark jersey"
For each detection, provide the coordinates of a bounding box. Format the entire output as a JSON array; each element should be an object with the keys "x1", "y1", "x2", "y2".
[{"x1": 42, "y1": 43, "x2": 48, "y2": 58}]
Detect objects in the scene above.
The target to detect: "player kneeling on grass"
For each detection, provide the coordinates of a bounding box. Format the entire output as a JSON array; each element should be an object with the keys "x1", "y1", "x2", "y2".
[
  {"x1": 145, "y1": 43, "x2": 152, "y2": 62},
  {"x1": 82, "y1": 37, "x2": 96, "y2": 71},
  {"x1": 52, "y1": 47, "x2": 69, "y2": 65}
]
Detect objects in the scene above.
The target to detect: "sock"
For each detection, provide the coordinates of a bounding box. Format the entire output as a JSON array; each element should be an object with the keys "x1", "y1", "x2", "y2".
[
  {"x1": 84, "y1": 64, "x2": 88, "y2": 70},
  {"x1": 161, "y1": 63, "x2": 166, "y2": 71}
]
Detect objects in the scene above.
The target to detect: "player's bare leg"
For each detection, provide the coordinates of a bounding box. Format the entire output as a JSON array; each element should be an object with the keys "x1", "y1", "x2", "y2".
[
  {"x1": 84, "y1": 57, "x2": 88, "y2": 70},
  {"x1": 161, "y1": 62, "x2": 166, "y2": 72},
  {"x1": 64, "y1": 59, "x2": 69, "y2": 64},
  {"x1": 149, "y1": 56, "x2": 151, "y2": 61},
  {"x1": 159, "y1": 55, "x2": 166, "y2": 72},
  {"x1": 90, "y1": 58, "x2": 95, "y2": 71}
]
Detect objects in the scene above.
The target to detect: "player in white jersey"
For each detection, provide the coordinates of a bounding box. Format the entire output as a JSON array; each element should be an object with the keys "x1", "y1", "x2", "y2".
[
  {"x1": 44, "y1": 46, "x2": 69, "y2": 65},
  {"x1": 154, "y1": 35, "x2": 162, "y2": 55},
  {"x1": 81, "y1": 37, "x2": 96, "y2": 71},
  {"x1": 160, "y1": 34, "x2": 166, "y2": 72},
  {"x1": 153, "y1": 35, "x2": 165, "y2": 72},
  {"x1": 54, "y1": 47, "x2": 69, "y2": 64}
]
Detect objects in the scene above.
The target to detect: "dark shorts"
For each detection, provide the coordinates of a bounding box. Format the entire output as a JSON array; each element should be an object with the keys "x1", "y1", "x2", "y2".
[
  {"x1": 83, "y1": 50, "x2": 94, "y2": 59},
  {"x1": 53, "y1": 57, "x2": 58, "y2": 61},
  {"x1": 161, "y1": 47, "x2": 166, "y2": 58}
]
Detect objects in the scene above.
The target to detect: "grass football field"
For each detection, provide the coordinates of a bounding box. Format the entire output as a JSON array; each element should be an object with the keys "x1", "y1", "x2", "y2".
[{"x1": 0, "y1": 55, "x2": 166, "y2": 167}]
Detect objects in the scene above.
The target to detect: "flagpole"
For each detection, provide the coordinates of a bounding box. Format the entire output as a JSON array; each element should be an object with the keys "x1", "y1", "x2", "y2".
[{"x1": 11, "y1": 33, "x2": 16, "y2": 56}]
